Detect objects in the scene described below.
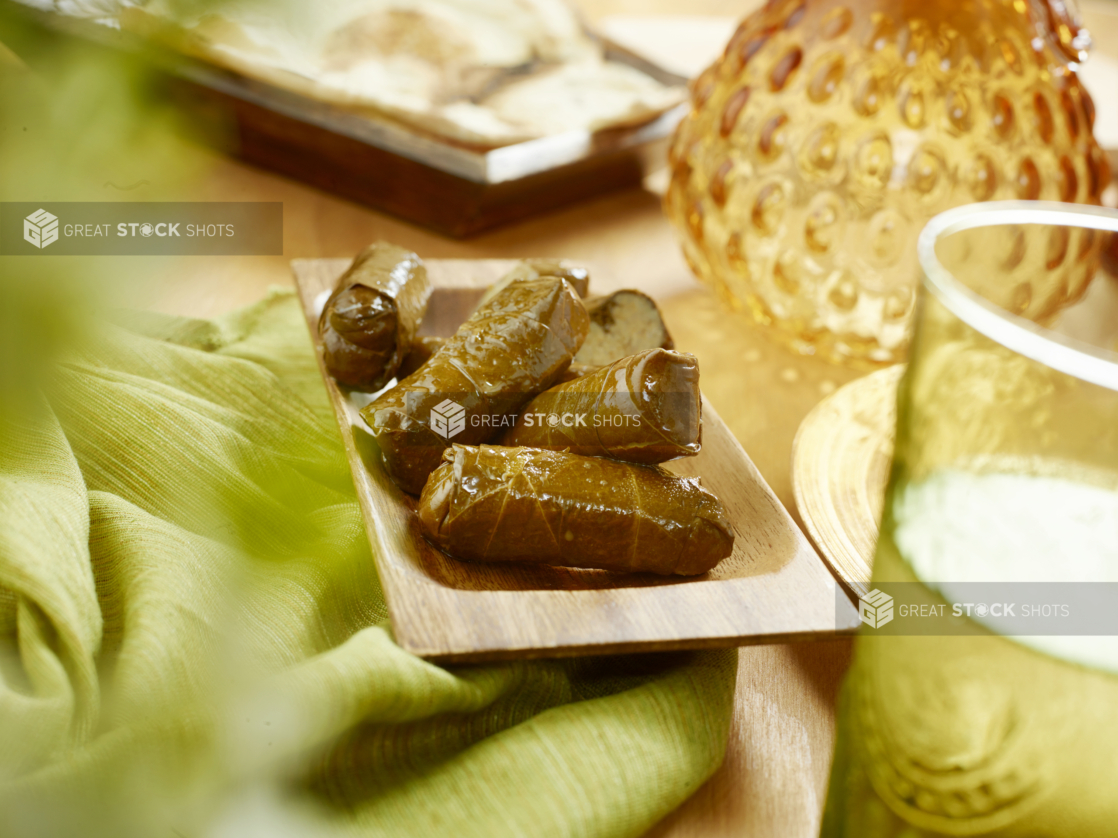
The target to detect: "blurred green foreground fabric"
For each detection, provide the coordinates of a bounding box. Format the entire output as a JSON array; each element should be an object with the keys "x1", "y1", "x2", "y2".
[{"x1": 0, "y1": 289, "x2": 736, "y2": 838}]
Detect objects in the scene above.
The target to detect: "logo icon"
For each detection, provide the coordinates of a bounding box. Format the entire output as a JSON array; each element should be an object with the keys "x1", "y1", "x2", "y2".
[
  {"x1": 430, "y1": 399, "x2": 466, "y2": 440},
  {"x1": 859, "y1": 589, "x2": 894, "y2": 629},
  {"x1": 140, "y1": 223, "x2": 155, "y2": 237},
  {"x1": 23, "y1": 209, "x2": 59, "y2": 249}
]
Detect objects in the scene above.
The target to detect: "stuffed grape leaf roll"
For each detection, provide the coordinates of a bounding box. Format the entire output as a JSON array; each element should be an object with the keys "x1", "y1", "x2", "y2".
[
  {"x1": 500, "y1": 348, "x2": 700, "y2": 464},
  {"x1": 318, "y1": 242, "x2": 431, "y2": 391},
  {"x1": 361, "y1": 277, "x2": 588, "y2": 494},
  {"x1": 418, "y1": 445, "x2": 734, "y2": 576}
]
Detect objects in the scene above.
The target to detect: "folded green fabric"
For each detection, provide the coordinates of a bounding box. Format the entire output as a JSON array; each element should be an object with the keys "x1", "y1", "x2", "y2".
[{"x1": 0, "y1": 289, "x2": 736, "y2": 838}]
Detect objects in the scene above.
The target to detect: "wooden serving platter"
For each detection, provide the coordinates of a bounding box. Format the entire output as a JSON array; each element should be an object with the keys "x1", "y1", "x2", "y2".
[{"x1": 293, "y1": 258, "x2": 860, "y2": 661}]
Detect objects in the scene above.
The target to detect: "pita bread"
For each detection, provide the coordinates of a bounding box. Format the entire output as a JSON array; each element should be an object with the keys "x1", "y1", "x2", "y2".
[{"x1": 116, "y1": 0, "x2": 684, "y2": 147}]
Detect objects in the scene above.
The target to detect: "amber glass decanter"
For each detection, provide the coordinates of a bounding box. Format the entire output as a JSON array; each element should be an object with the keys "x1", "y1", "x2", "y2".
[{"x1": 665, "y1": 0, "x2": 1111, "y2": 366}]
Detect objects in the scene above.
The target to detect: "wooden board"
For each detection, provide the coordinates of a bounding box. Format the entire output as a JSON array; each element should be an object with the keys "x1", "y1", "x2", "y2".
[
  {"x1": 293, "y1": 257, "x2": 859, "y2": 662},
  {"x1": 180, "y1": 83, "x2": 678, "y2": 238},
  {"x1": 6, "y1": 2, "x2": 684, "y2": 239}
]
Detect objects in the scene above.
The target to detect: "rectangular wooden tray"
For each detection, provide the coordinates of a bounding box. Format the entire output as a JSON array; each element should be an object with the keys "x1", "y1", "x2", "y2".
[{"x1": 294, "y1": 258, "x2": 860, "y2": 661}]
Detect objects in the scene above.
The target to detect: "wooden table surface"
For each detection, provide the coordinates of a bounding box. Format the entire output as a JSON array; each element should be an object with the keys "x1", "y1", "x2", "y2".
[{"x1": 136, "y1": 2, "x2": 1118, "y2": 836}]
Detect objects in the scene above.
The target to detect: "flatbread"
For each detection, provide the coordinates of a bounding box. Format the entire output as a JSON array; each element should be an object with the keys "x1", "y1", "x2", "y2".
[{"x1": 98, "y1": 0, "x2": 684, "y2": 146}]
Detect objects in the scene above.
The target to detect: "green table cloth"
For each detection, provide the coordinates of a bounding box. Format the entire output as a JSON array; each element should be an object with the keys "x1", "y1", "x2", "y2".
[{"x1": 0, "y1": 289, "x2": 736, "y2": 838}]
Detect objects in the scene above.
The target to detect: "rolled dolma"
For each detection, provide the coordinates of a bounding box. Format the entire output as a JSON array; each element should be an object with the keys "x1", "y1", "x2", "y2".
[
  {"x1": 318, "y1": 242, "x2": 431, "y2": 390},
  {"x1": 574, "y1": 290, "x2": 674, "y2": 366},
  {"x1": 501, "y1": 348, "x2": 700, "y2": 464},
  {"x1": 361, "y1": 277, "x2": 589, "y2": 494},
  {"x1": 392, "y1": 261, "x2": 590, "y2": 381},
  {"x1": 418, "y1": 445, "x2": 734, "y2": 576},
  {"x1": 476, "y1": 259, "x2": 590, "y2": 310}
]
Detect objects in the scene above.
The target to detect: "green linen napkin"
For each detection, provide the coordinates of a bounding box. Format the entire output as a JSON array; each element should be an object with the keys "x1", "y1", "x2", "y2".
[{"x1": 0, "y1": 288, "x2": 736, "y2": 838}]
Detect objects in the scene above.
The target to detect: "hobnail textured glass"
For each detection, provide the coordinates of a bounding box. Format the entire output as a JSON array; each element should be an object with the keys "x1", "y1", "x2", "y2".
[{"x1": 664, "y1": 0, "x2": 1112, "y2": 366}]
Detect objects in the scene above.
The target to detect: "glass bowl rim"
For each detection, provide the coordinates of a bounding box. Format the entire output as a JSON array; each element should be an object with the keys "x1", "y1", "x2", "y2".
[{"x1": 917, "y1": 200, "x2": 1118, "y2": 392}]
